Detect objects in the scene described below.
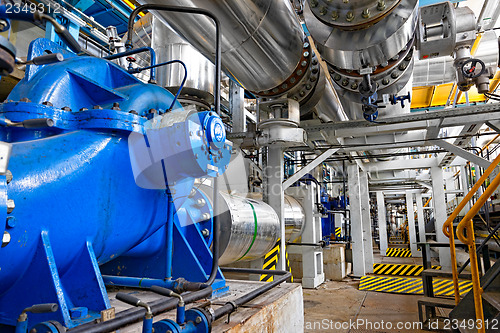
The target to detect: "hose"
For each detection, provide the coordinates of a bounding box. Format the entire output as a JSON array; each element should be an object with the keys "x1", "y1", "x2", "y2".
[
  {"x1": 211, "y1": 268, "x2": 291, "y2": 320},
  {"x1": 66, "y1": 287, "x2": 212, "y2": 333}
]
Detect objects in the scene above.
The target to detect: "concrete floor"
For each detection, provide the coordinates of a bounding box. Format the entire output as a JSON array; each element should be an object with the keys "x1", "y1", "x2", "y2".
[
  {"x1": 303, "y1": 279, "x2": 433, "y2": 333},
  {"x1": 302, "y1": 251, "x2": 442, "y2": 333}
]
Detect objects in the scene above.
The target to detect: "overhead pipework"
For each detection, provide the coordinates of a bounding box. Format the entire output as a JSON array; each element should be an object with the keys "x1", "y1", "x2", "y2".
[
  {"x1": 129, "y1": 13, "x2": 216, "y2": 109},
  {"x1": 138, "y1": 0, "x2": 345, "y2": 121},
  {"x1": 303, "y1": 0, "x2": 419, "y2": 121}
]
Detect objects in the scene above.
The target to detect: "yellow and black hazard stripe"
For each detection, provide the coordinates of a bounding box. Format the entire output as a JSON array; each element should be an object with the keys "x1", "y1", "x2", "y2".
[
  {"x1": 335, "y1": 227, "x2": 341, "y2": 239},
  {"x1": 373, "y1": 263, "x2": 441, "y2": 276},
  {"x1": 386, "y1": 248, "x2": 412, "y2": 257},
  {"x1": 359, "y1": 276, "x2": 472, "y2": 297},
  {"x1": 261, "y1": 239, "x2": 280, "y2": 282},
  {"x1": 260, "y1": 239, "x2": 294, "y2": 282}
]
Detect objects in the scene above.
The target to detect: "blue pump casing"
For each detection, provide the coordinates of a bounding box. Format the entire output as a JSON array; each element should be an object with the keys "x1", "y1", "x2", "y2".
[{"x1": 0, "y1": 39, "x2": 230, "y2": 331}]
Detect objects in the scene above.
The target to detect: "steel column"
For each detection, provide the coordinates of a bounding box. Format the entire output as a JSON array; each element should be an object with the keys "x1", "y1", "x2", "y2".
[
  {"x1": 415, "y1": 193, "x2": 426, "y2": 243},
  {"x1": 360, "y1": 170, "x2": 374, "y2": 273},
  {"x1": 431, "y1": 166, "x2": 452, "y2": 269},
  {"x1": 263, "y1": 146, "x2": 286, "y2": 270},
  {"x1": 376, "y1": 191, "x2": 388, "y2": 255},
  {"x1": 348, "y1": 164, "x2": 366, "y2": 276},
  {"x1": 406, "y1": 191, "x2": 420, "y2": 257}
]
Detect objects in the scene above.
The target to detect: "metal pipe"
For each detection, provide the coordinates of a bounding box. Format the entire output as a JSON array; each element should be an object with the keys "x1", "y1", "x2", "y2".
[
  {"x1": 125, "y1": 4, "x2": 221, "y2": 116},
  {"x1": 66, "y1": 287, "x2": 212, "y2": 333},
  {"x1": 212, "y1": 268, "x2": 291, "y2": 320},
  {"x1": 137, "y1": 0, "x2": 304, "y2": 93}
]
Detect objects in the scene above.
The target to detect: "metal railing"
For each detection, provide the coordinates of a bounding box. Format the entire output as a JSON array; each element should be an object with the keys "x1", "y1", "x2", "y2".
[{"x1": 442, "y1": 153, "x2": 500, "y2": 333}]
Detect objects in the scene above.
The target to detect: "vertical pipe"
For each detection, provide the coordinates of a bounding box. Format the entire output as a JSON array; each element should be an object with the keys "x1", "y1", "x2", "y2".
[{"x1": 165, "y1": 195, "x2": 174, "y2": 279}]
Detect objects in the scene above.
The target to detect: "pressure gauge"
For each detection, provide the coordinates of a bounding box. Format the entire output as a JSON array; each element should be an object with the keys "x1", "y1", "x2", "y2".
[{"x1": 461, "y1": 58, "x2": 486, "y2": 79}]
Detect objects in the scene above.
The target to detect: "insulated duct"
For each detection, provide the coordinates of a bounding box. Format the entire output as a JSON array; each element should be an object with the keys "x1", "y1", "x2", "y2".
[{"x1": 138, "y1": 0, "x2": 345, "y2": 121}]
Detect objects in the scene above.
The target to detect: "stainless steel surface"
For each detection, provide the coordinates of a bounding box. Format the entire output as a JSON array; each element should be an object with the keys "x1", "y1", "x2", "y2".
[
  {"x1": 330, "y1": 45, "x2": 414, "y2": 103},
  {"x1": 218, "y1": 192, "x2": 280, "y2": 265},
  {"x1": 217, "y1": 191, "x2": 305, "y2": 265},
  {"x1": 417, "y1": 2, "x2": 476, "y2": 60},
  {"x1": 413, "y1": 30, "x2": 499, "y2": 87},
  {"x1": 313, "y1": 79, "x2": 348, "y2": 122},
  {"x1": 474, "y1": 30, "x2": 499, "y2": 77},
  {"x1": 284, "y1": 195, "x2": 305, "y2": 242},
  {"x1": 413, "y1": 56, "x2": 455, "y2": 87},
  {"x1": 130, "y1": 14, "x2": 216, "y2": 97},
  {"x1": 139, "y1": 0, "x2": 304, "y2": 93},
  {"x1": 304, "y1": 0, "x2": 418, "y2": 70},
  {"x1": 307, "y1": 0, "x2": 401, "y2": 30}
]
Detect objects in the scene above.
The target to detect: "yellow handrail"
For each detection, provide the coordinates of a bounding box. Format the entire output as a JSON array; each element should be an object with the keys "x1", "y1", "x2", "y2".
[
  {"x1": 442, "y1": 153, "x2": 500, "y2": 305},
  {"x1": 455, "y1": 169, "x2": 500, "y2": 333}
]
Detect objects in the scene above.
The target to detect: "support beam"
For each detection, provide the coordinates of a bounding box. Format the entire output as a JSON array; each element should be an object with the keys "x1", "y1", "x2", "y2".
[
  {"x1": 348, "y1": 164, "x2": 365, "y2": 276},
  {"x1": 364, "y1": 158, "x2": 438, "y2": 173},
  {"x1": 229, "y1": 80, "x2": 246, "y2": 133},
  {"x1": 406, "y1": 191, "x2": 420, "y2": 257},
  {"x1": 431, "y1": 167, "x2": 452, "y2": 269},
  {"x1": 263, "y1": 146, "x2": 286, "y2": 270},
  {"x1": 415, "y1": 193, "x2": 426, "y2": 243},
  {"x1": 360, "y1": 170, "x2": 374, "y2": 273},
  {"x1": 435, "y1": 139, "x2": 491, "y2": 169},
  {"x1": 283, "y1": 148, "x2": 338, "y2": 190},
  {"x1": 377, "y1": 191, "x2": 388, "y2": 255}
]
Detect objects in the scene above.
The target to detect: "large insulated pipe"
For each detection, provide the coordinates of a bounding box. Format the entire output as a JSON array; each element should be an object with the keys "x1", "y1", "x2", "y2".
[
  {"x1": 138, "y1": 0, "x2": 304, "y2": 93},
  {"x1": 130, "y1": 13, "x2": 216, "y2": 106},
  {"x1": 212, "y1": 192, "x2": 305, "y2": 265},
  {"x1": 138, "y1": 0, "x2": 345, "y2": 121}
]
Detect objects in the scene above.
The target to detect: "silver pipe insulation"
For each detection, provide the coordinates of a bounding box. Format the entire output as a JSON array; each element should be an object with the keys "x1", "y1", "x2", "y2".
[
  {"x1": 212, "y1": 191, "x2": 305, "y2": 266},
  {"x1": 138, "y1": 0, "x2": 345, "y2": 121},
  {"x1": 138, "y1": 0, "x2": 304, "y2": 93}
]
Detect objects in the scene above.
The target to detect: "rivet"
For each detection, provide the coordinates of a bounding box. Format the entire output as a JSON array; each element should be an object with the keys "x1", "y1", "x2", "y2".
[
  {"x1": 306, "y1": 84, "x2": 312, "y2": 90},
  {"x1": 301, "y1": 61, "x2": 308, "y2": 67},
  {"x1": 303, "y1": 42, "x2": 309, "y2": 49},
  {"x1": 378, "y1": 0, "x2": 386, "y2": 11},
  {"x1": 79, "y1": 107, "x2": 88, "y2": 112},
  {"x1": 290, "y1": 77, "x2": 296, "y2": 83},
  {"x1": 303, "y1": 51, "x2": 309, "y2": 57},
  {"x1": 7, "y1": 199, "x2": 15, "y2": 214},
  {"x1": 299, "y1": 91, "x2": 306, "y2": 97},
  {"x1": 93, "y1": 105, "x2": 103, "y2": 110}
]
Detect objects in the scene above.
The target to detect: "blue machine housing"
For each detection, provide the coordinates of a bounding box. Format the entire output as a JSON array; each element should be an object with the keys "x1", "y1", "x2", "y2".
[{"x1": 0, "y1": 39, "x2": 230, "y2": 331}]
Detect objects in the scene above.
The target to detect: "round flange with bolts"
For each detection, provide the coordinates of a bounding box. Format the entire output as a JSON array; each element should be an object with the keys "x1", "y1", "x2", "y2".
[
  {"x1": 256, "y1": 40, "x2": 312, "y2": 97},
  {"x1": 308, "y1": 0, "x2": 402, "y2": 30}
]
